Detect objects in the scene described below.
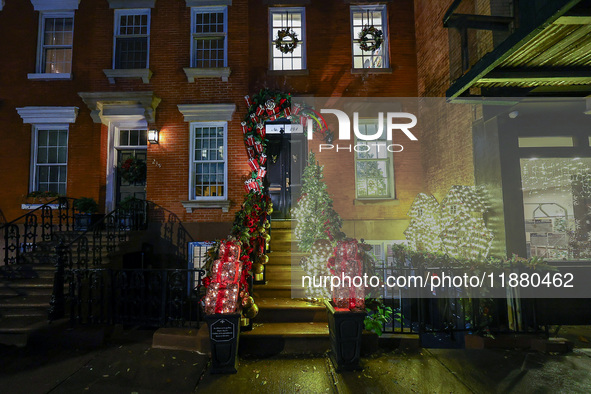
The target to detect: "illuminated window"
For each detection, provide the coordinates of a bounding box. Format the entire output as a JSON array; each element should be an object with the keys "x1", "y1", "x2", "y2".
[
  {"x1": 37, "y1": 13, "x2": 74, "y2": 74},
  {"x1": 269, "y1": 7, "x2": 306, "y2": 71},
  {"x1": 113, "y1": 9, "x2": 150, "y2": 69},
  {"x1": 351, "y1": 5, "x2": 388, "y2": 69},
  {"x1": 191, "y1": 123, "x2": 227, "y2": 199},
  {"x1": 191, "y1": 7, "x2": 227, "y2": 68},
  {"x1": 32, "y1": 126, "x2": 69, "y2": 195},
  {"x1": 355, "y1": 122, "x2": 394, "y2": 199},
  {"x1": 521, "y1": 157, "x2": 591, "y2": 260}
]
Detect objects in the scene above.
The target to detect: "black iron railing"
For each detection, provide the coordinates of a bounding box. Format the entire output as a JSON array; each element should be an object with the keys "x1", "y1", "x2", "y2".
[
  {"x1": 0, "y1": 197, "x2": 78, "y2": 267},
  {"x1": 374, "y1": 253, "x2": 546, "y2": 339},
  {"x1": 66, "y1": 268, "x2": 205, "y2": 328}
]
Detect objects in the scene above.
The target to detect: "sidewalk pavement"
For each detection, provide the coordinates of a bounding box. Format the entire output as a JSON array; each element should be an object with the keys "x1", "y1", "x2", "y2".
[{"x1": 1, "y1": 325, "x2": 591, "y2": 393}]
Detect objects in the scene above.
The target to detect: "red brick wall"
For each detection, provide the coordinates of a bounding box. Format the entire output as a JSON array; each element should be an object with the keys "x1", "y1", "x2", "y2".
[
  {"x1": 0, "y1": 0, "x2": 422, "y2": 226},
  {"x1": 414, "y1": 0, "x2": 475, "y2": 200}
]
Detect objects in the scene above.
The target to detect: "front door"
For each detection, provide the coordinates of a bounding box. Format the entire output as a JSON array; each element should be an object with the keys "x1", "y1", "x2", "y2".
[
  {"x1": 115, "y1": 129, "x2": 148, "y2": 204},
  {"x1": 266, "y1": 133, "x2": 306, "y2": 218}
]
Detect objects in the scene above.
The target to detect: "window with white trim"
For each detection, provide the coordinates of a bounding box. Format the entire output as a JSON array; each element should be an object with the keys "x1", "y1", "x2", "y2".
[
  {"x1": 351, "y1": 5, "x2": 388, "y2": 69},
  {"x1": 269, "y1": 7, "x2": 305, "y2": 71},
  {"x1": 355, "y1": 122, "x2": 394, "y2": 199},
  {"x1": 31, "y1": 126, "x2": 69, "y2": 195},
  {"x1": 113, "y1": 9, "x2": 150, "y2": 69},
  {"x1": 190, "y1": 122, "x2": 227, "y2": 199},
  {"x1": 37, "y1": 12, "x2": 74, "y2": 74},
  {"x1": 191, "y1": 6, "x2": 227, "y2": 68}
]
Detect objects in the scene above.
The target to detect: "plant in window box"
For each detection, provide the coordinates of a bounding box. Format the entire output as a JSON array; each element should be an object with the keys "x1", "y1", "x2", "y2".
[
  {"x1": 119, "y1": 157, "x2": 147, "y2": 183},
  {"x1": 22, "y1": 190, "x2": 62, "y2": 206},
  {"x1": 73, "y1": 197, "x2": 99, "y2": 231}
]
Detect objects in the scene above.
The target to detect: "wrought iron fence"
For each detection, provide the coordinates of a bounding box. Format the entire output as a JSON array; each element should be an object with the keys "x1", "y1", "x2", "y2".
[
  {"x1": 373, "y1": 254, "x2": 546, "y2": 340},
  {"x1": 67, "y1": 268, "x2": 205, "y2": 328}
]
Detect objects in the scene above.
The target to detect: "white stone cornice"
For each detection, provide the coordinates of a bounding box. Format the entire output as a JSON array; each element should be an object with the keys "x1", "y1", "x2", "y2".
[
  {"x1": 177, "y1": 104, "x2": 236, "y2": 122},
  {"x1": 78, "y1": 91, "x2": 161, "y2": 125},
  {"x1": 30, "y1": 0, "x2": 80, "y2": 11},
  {"x1": 186, "y1": 0, "x2": 231, "y2": 7},
  {"x1": 16, "y1": 106, "x2": 79, "y2": 124},
  {"x1": 107, "y1": 0, "x2": 156, "y2": 8}
]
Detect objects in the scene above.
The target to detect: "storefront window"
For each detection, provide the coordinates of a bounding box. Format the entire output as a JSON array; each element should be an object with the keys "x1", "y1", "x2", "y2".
[{"x1": 521, "y1": 157, "x2": 591, "y2": 260}]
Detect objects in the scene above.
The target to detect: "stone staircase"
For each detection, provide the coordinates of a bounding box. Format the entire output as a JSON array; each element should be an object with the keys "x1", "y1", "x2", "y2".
[
  {"x1": 0, "y1": 233, "x2": 127, "y2": 346},
  {"x1": 242, "y1": 220, "x2": 331, "y2": 355}
]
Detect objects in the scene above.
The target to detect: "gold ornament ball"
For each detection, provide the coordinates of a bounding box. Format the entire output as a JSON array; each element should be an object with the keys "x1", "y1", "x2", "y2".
[
  {"x1": 267, "y1": 207, "x2": 274, "y2": 214},
  {"x1": 261, "y1": 254, "x2": 269, "y2": 264},
  {"x1": 258, "y1": 226, "x2": 265, "y2": 234},
  {"x1": 242, "y1": 296, "x2": 254, "y2": 309},
  {"x1": 253, "y1": 263, "x2": 265, "y2": 274},
  {"x1": 245, "y1": 303, "x2": 259, "y2": 318},
  {"x1": 263, "y1": 233, "x2": 271, "y2": 241},
  {"x1": 264, "y1": 221, "x2": 270, "y2": 229}
]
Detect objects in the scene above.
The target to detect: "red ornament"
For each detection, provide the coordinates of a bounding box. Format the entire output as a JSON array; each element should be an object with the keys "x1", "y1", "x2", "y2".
[
  {"x1": 244, "y1": 95, "x2": 253, "y2": 107},
  {"x1": 259, "y1": 153, "x2": 267, "y2": 165},
  {"x1": 246, "y1": 135, "x2": 255, "y2": 146},
  {"x1": 254, "y1": 141, "x2": 263, "y2": 154},
  {"x1": 256, "y1": 105, "x2": 265, "y2": 117},
  {"x1": 248, "y1": 158, "x2": 260, "y2": 171},
  {"x1": 241, "y1": 121, "x2": 248, "y2": 134}
]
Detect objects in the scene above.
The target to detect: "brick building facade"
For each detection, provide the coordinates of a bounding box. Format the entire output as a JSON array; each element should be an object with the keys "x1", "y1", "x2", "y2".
[{"x1": 0, "y1": 0, "x2": 422, "y2": 244}]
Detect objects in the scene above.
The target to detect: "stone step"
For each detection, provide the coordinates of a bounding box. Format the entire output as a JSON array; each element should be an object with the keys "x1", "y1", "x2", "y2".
[
  {"x1": 270, "y1": 220, "x2": 294, "y2": 229},
  {"x1": 0, "y1": 284, "x2": 53, "y2": 297},
  {"x1": 267, "y1": 251, "x2": 307, "y2": 266},
  {"x1": 0, "y1": 315, "x2": 48, "y2": 334},
  {"x1": 252, "y1": 284, "x2": 305, "y2": 298},
  {"x1": 255, "y1": 297, "x2": 327, "y2": 323},
  {"x1": 240, "y1": 322, "x2": 330, "y2": 355},
  {"x1": 265, "y1": 266, "x2": 306, "y2": 281},
  {"x1": 0, "y1": 306, "x2": 48, "y2": 318},
  {"x1": 0, "y1": 295, "x2": 50, "y2": 309},
  {"x1": 269, "y1": 240, "x2": 299, "y2": 252}
]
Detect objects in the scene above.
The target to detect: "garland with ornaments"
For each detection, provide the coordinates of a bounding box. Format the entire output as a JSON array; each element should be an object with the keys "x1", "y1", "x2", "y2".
[{"x1": 202, "y1": 89, "x2": 334, "y2": 319}]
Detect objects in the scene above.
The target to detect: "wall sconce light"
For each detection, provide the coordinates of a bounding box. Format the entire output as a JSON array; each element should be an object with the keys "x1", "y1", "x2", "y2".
[{"x1": 148, "y1": 129, "x2": 159, "y2": 144}]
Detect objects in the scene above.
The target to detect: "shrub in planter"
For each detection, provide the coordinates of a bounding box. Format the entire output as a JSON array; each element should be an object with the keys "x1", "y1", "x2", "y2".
[{"x1": 73, "y1": 197, "x2": 99, "y2": 231}]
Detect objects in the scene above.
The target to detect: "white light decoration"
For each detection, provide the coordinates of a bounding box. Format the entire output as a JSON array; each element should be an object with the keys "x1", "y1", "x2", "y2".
[
  {"x1": 404, "y1": 186, "x2": 494, "y2": 259},
  {"x1": 299, "y1": 239, "x2": 333, "y2": 299},
  {"x1": 404, "y1": 193, "x2": 441, "y2": 253}
]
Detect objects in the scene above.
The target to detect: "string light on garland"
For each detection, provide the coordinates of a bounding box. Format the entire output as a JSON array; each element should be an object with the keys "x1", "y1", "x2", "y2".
[{"x1": 440, "y1": 212, "x2": 494, "y2": 260}]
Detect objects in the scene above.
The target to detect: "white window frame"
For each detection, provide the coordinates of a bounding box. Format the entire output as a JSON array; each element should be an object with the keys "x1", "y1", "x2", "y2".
[
  {"x1": 34, "y1": 11, "x2": 75, "y2": 76},
  {"x1": 112, "y1": 8, "x2": 151, "y2": 69},
  {"x1": 190, "y1": 6, "x2": 228, "y2": 68},
  {"x1": 350, "y1": 4, "x2": 389, "y2": 69},
  {"x1": 269, "y1": 7, "x2": 306, "y2": 71},
  {"x1": 30, "y1": 124, "x2": 69, "y2": 195},
  {"x1": 189, "y1": 122, "x2": 228, "y2": 201},
  {"x1": 354, "y1": 120, "x2": 395, "y2": 199}
]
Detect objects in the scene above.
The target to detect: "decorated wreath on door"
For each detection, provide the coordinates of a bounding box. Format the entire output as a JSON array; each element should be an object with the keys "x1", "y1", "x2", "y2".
[
  {"x1": 358, "y1": 25, "x2": 383, "y2": 52},
  {"x1": 119, "y1": 157, "x2": 147, "y2": 183}
]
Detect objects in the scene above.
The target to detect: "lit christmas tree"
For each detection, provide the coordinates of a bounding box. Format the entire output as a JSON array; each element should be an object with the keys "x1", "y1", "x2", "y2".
[
  {"x1": 292, "y1": 152, "x2": 345, "y2": 299},
  {"x1": 292, "y1": 152, "x2": 345, "y2": 252}
]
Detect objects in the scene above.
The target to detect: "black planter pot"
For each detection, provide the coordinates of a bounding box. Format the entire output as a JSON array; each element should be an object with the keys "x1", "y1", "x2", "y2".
[
  {"x1": 205, "y1": 313, "x2": 241, "y2": 374},
  {"x1": 324, "y1": 299, "x2": 367, "y2": 371},
  {"x1": 74, "y1": 213, "x2": 103, "y2": 231}
]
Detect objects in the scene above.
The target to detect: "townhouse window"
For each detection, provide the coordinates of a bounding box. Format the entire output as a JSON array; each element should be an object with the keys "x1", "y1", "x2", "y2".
[
  {"x1": 351, "y1": 5, "x2": 388, "y2": 69},
  {"x1": 192, "y1": 7, "x2": 227, "y2": 68},
  {"x1": 36, "y1": 12, "x2": 74, "y2": 75},
  {"x1": 113, "y1": 9, "x2": 150, "y2": 69},
  {"x1": 32, "y1": 126, "x2": 69, "y2": 195},
  {"x1": 269, "y1": 7, "x2": 306, "y2": 71},
  {"x1": 190, "y1": 122, "x2": 227, "y2": 200},
  {"x1": 355, "y1": 122, "x2": 394, "y2": 199}
]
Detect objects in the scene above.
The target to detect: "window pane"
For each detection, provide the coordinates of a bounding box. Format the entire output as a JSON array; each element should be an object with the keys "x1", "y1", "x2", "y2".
[
  {"x1": 521, "y1": 157, "x2": 591, "y2": 260},
  {"x1": 193, "y1": 126, "x2": 226, "y2": 198},
  {"x1": 270, "y1": 8, "x2": 305, "y2": 71},
  {"x1": 115, "y1": 37, "x2": 148, "y2": 69}
]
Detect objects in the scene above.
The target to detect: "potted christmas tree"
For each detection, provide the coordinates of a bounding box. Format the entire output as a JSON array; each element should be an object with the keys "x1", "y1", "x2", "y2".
[{"x1": 73, "y1": 197, "x2": 99, "y2": 231}]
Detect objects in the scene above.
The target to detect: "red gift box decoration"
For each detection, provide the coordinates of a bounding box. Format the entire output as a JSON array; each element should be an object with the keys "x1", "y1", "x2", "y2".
[
  {"x1": 247, "y1": 146, "x2": 255, "y2": 159},
  {"x1": 203, "y1": 240, "x2": 243, "y2": 314},
  {"x1": 248, "y1": 158, "x2": 260, "y2": 171},
  {"x1": 246, "y1": 135, "x2": 255, "y2": 146},
  {"x1": 254, "y1": 141, "x2": 263, "y2": 154},
  {"x1": 256, "y1": 105, "x2": 265, "y2": 117},
  {"x1": 241, "y1": 121, "x2": 248, "y2": 134},
  {"x1": 283, "y1": 106, "x2": 291, "y2": 117},
  {"x1": 244, "y1": 95, "x2": 253, "y2": 108},
  {"x1": 257, "y1": 167, "x2": 266, "y2": 178},
  {"x1": 257, "y1": 123, "x2": 266, "y2": 139},
  {"x1": 329, "y1": 239, "x2": 365, "y2": 311},
  {"x1": 250, "y1": 113, "x2": 259, "y2": 124},
  {"x1": 259, "y1": 153, "x2": 267, "y2": 165}
]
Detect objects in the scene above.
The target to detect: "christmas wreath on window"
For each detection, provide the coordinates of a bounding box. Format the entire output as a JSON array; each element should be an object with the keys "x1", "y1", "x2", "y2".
[
  {"x1": 359, "y1": 25, "x2": 383, "y2": 52},
  {"x1": 119, "y1": 157, "x2": 147, "y2": 183},
  {"x1": 275, "y1": 28, "x2": 299, "y2": 54}
]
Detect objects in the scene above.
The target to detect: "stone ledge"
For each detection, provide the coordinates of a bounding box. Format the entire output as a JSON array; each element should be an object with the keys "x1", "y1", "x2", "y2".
[
  {"x1": 27, "y1": 73, "x2": 73, "y2": 81},
  {"x1": 152, "y1": 326, "x2": 209, "y2": 354},
  {"x1": 351, "y1": 68, "x2": 393, "y2": 75},
  {"x1": 182, "y1": 200, "x2": 231, "y2": 213},
  {"x1": 103, "y1": 68, "x2": 152, "y2": 84},
  {"x1": 183, "y1": 67, "x2": 231, "y2": 82}
]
